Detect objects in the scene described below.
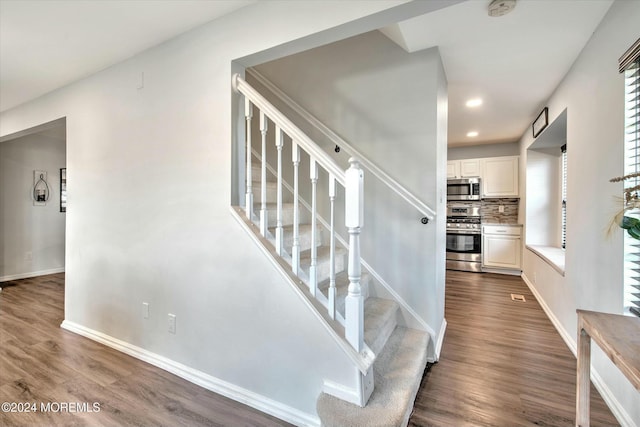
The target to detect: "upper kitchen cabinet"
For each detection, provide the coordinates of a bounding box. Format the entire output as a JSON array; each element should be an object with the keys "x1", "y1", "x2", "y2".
[
  {"x1": 481, "y1": 156, "x2": 519, "y2": 198},
  {"x1": 447, "y1": 159, "x2": 481, "y2": 179}
]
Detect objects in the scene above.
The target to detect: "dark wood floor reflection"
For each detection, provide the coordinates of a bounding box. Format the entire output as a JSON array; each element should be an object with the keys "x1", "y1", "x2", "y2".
[
  {"x1": 0, "y1": 274, "x2": 291, "y2": 427},
  {"x1": 408, "y1": 271, "x2": 619, "y2": 427}
]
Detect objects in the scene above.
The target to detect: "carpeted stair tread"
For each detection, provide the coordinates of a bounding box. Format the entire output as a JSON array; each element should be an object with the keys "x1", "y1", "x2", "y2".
[
  {"x1": 299, "y1": 246, "x2": 347, "y2": 281},
  {"x1": 316, "y1": 327, "x2": 429, "y2": 427},
  {"x1": 259, "y1": 203, "x2": 304, "y2": 226},
  {"x1": 251, "y1": 163, "x2": 274, "y2": 181},
  {"x1": 364, "y1": 298, "x2": 399, "y2": 355},
  {"x1": 269, "y1": 223, "x2": 322, "y2": 251},
  {"x1": 318, "y1": 271, "x2": 371, "y2": 315}
]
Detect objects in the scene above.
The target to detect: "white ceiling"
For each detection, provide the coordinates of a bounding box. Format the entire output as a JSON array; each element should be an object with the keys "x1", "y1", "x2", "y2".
[
  {"x1": 0, "y1": 0, "x2": 255, "y2": 112},
  {"x1": 381, "y1": 0, "x2": 613, "y2": 146},
  {"x1": 0, "y1": 0, "x2": 614, "y2": 147}
]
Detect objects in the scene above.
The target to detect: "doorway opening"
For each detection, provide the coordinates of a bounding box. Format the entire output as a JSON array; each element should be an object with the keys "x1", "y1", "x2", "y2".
[{"x1": 0, "y1": 118, "x2": 67, "y2": 304}]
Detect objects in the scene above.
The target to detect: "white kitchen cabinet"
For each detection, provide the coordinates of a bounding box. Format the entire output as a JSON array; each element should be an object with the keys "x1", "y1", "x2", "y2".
[
  {"x1": 447, "y1": 159, "x2": 481, "y2": 179},
  {"x1": 480, "y1": 156, "x2": 519, "y2": 197},
  {"x1": 447, "y1": 161, "x2": 458, "y2": 179},
  {"x1": 483, "y1": 225, "x2": 522, "y2": 270}
]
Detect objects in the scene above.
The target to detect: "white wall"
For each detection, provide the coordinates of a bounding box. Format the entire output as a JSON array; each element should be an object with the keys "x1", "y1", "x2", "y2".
[
  {"x1": 448, "y1": 141, "x2": 519, "y2": 160},
  {"x1": 251, "y1": 30, "x2": 447, "y2": 351},
  {"x1": 0, "y1": 1, "x2": 459, "y2": 423},
  {"x1": 0, "y1": 129, "x2": 66, "y2": 280},
  {"x1": 519, "y1": 1, "x2": 640, "y2": 424}
]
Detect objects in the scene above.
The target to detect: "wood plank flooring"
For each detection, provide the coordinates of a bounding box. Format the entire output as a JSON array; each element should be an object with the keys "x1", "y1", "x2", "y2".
[
  {"x1": 408, "y1": 271, "x2": 620, "y2": 427},
  {"x1": 0, "y1": 274, "x2": 291, "y2": 427},
  {"x1": 1, "y1": 272, "x2": 620, "y2": 426}
]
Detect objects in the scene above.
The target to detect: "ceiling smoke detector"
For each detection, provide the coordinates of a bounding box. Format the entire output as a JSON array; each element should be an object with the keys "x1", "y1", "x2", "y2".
[{"x1": 488, "y1": 0, "x2": 516, "y2": 17}]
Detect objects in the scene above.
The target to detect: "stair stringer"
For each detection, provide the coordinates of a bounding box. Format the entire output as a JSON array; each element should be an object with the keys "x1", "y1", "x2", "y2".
[
  {"x1": 254, "y1": 151, "x2": 436, "y2": 350},
  {"x1": 231, "y1": 206, "x2": 375, "y2": 403}
]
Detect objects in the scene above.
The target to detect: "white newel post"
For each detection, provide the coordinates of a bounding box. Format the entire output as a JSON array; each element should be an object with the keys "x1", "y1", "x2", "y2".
[
  {"x1": 328, "y1": 175, "x2": 337, "y2": 319},
  {"x1": 309, "y1": 159, "x2": 318, "y2": 296},
  {"x1": 345, "y1": 158, "x2": 364, "y2": 352},
  {"x1": 259, "y1": 112, "x2": 268, "y2": 236},
  {"x1": 275, "y1": 126, "x2": 284, "y2": 256},
  {"x1": 245, "y1": 99, "x2": 253, "y2": 219},
  {"x1": 291, "y1": 142, "x2": 301, "y2": 275}
]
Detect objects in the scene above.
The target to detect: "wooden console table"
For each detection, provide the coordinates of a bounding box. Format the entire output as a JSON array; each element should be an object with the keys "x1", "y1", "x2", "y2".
[{"x1": 576, "y1": 309, "x2": 640, "y2": 426}]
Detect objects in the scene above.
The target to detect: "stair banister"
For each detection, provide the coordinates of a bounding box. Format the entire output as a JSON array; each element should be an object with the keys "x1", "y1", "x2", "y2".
[
  {"x1": 328, "y1": 175, "x2": 337, "y2": 320},
  {"x1": 233, "y1": 74, "x2": 345, "y2": 187},
  {"x1": 345, "y1": 158, "x2": 365, "y2": 352},
  {"x1": 292, "y1": 142, "x2": 301, "y2": 275},
  {"x1": 233, "y1": 73, "x2": 365, "y2": 357},
  {"x1": 246, "y1": 68, "x2": 435, "y2": 221},
  {"x1": 275, "y1": 126, "x2": 284, "y2": 256},
  {"x1": 309, "y1": 159, "x2": 318, "y2": 297},
  {"x1": 259, "y1": 111, "x2": 268, "y2": 236},
  {"x1": 244, "y1": 99, "x2": 253, "y2": 219}
]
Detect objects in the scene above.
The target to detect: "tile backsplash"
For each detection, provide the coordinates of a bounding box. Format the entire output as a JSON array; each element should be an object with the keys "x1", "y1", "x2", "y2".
[{"x1": 481, "y1": 198, "x2": 519, "y2": 224}]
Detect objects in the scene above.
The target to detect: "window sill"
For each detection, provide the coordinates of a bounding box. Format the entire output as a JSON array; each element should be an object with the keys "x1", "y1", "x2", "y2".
[{"x1": 526, "y1": 245, "x2": 565, "y2": 276}]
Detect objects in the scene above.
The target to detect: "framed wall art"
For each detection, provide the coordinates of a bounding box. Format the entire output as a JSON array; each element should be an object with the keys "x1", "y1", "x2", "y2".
[{"x1": 532, "y1": 107, "x2": 549, "y2": 138}]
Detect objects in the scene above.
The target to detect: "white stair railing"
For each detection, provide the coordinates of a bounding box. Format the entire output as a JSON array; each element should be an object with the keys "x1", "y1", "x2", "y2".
[
  {"x1": 247, "y1": 68, "x2": 436, "y2": 223},
  {"x1": 345, "y1": 158, "x2": 365, "y2": 352},
  {"x1": 233, "y1": 73, "x2": 364, "y2": 356},
  {"x1": 244, "y1": 100, "x2": 253, "y2": 220},
  {"x1": 275, "y1": 126, "x2": 284, "y2": 256},
  {"x1": 259, "y1": 112, "x2": 268, "y2": 236}
]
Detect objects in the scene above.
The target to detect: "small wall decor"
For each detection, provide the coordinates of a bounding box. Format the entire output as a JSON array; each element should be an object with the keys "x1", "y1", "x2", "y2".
[
  {"x1": 33, "y1": 170, "x2": 50, "y2": 206},
  {"x1": 532, "y1": 107, "x2": 549, "y2": 138},
  {"x1": 60, "y1": 168, "x2": 67, "y2": 212}
]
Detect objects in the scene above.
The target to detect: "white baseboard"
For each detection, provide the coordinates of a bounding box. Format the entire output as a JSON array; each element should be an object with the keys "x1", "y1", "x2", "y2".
[
  {"x1": 60, "y1": 320, "x2": 320, "y2": 427},
  {"x1": 323, "y1": 380, "x2": 360, "y2": 406},
  {"x1": 429, "y1": 318, "x2": 447, "y2": 363},
  {"x1": 521, "y1": 273, "x2": 637, "y2": 427},
  {"x1": 0, "y1": 267, "x2": 65, "y2": 283}
]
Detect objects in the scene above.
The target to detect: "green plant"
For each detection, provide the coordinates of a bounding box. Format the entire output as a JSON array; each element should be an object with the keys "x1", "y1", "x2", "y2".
[{"x1": 610, "y1": 172, "x2": 640, "y2": 239}]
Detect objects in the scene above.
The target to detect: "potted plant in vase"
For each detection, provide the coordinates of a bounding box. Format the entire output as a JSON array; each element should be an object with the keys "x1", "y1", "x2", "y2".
[{"x1": 610, "y1": 172, "x2": 640, "y2": 238}]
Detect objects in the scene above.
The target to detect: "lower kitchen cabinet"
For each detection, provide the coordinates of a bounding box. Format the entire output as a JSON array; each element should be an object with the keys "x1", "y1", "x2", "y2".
[{"x1": 483, "y1": 225, "x2": 522, "y2": 271}]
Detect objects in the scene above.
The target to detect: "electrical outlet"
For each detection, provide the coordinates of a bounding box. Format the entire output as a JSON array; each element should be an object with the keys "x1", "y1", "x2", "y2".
[
  {"x1": 25, "y1": 251, "x2": 33, "y2": 262},
  {"x1": 168, "y1": 314, "x2": 176, "y2": 334},
  {"x1": 142, "y1": 302, "x2": 149, "y2": 319},
  {"x1": 499, "y1": 205, "x2": 505, "y2": 213}
]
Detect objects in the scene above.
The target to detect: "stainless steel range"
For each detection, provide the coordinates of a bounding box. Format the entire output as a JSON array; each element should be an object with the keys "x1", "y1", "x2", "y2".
[{"x1": 446, "y1": 205, "x2": 482, "y2": 273}]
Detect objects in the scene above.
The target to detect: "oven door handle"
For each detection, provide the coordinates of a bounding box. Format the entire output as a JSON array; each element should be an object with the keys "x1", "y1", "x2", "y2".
[{"x1": 446, "y1": 230, "x2": 481, "y2": 235}]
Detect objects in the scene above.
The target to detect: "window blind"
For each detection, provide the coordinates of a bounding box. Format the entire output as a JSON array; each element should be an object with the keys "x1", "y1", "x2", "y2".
[
  {"x1": 561, "y1": 144, "x2": 567, "y2": 250},
  {"x1": 621, "y1": 39, "x2": 640, "y2": 317}
]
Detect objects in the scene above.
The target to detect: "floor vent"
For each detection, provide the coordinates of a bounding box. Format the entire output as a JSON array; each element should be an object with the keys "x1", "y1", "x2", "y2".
[{"x1": 511, "y1": 293, "x2": 526, "y2": 302}]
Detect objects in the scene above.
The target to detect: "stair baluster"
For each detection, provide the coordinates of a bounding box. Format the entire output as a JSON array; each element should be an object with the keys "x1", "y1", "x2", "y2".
[
  {"x1": 275, "y1": 126, "x2": 284, "y2": 256},
  {"x1": 245, "y1": 99, "x2": 253, "y2": 219},
  {"x1": 259, "y1": 112, "x2": 268, "y2": 236},
  {"x1": 345, "y1": 158, "x2": 364, "y2": 352},
  {"x1": 291, "y1": 142, "x2": 301, "y2": 275},
  {"x1": 328, "y1": 175, "x2": 337, "y2": 319},
  {"x1": 309, "y1": 159, "x2": 318, "y2": 296}
]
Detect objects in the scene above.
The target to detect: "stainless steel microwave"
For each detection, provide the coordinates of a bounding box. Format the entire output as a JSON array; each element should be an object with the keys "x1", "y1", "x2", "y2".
[{"x1": 447, "y1": 177, "x2": 481, "y2": 201}]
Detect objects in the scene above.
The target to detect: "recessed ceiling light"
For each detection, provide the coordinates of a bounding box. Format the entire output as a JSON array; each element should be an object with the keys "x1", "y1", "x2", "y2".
[
  {"x1": 467, "y1": 131, "x2": 479, "y2": 137},
  {"x1": 466, "y1": 98, "x2": 483, "y2": 108}
]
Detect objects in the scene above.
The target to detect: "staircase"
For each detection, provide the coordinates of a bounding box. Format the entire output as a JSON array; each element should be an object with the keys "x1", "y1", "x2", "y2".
[{"x1": 232, "y1": 73, "x2": 433, "y2": 426}]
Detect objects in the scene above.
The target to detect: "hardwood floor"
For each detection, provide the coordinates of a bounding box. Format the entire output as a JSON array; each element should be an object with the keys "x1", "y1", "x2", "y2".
[
  {"x1": 1, "y1": 272, "x2": 620, "y2": 426},
  {"x1": 408, "y1": 271, "x2": 620, "y2": 427},
  {"x1": 0, "y1": 274, "x2": 291, "y2": 427}
]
